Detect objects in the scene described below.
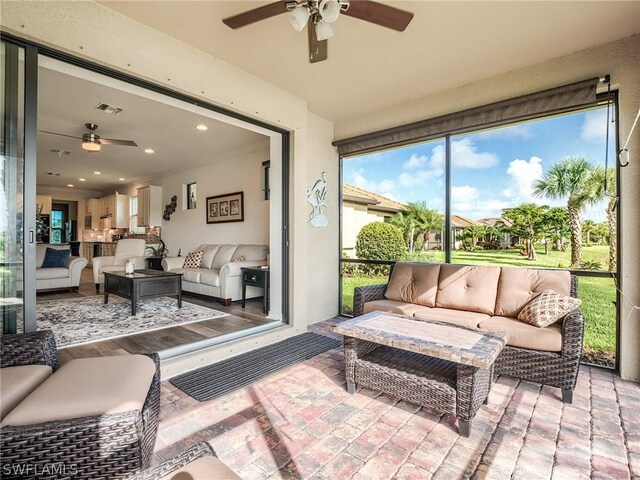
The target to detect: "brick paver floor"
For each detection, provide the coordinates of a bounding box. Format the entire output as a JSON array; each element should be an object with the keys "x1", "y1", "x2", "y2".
[{"x1": 153, "y1": 321, "x2": 639, "y2": 479}]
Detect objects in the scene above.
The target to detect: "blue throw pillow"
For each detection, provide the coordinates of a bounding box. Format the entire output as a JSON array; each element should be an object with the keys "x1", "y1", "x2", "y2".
[{"x1": 42, "y1": 248, "x2": 71, "y2": 268}]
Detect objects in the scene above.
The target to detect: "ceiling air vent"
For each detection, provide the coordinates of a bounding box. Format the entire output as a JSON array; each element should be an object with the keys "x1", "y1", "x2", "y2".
[{"x1": 95, "y1": 103, "x2": 123, "y2": 115}]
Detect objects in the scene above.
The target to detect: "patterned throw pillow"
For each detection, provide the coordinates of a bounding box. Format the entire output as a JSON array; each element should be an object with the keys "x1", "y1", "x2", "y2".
[
  {"x1": 518, "y1": 289, "x2": 582, "y2": 328},
  {"x1": 182, "y1": 251, "x2": 203, "y2": 269},
  {"x1": 232, "y1": 256, "x2": 246, "y2": 262}
]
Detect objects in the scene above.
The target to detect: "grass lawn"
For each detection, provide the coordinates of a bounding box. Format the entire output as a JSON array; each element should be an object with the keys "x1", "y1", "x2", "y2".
[{"x1": 342, "y1": 246, "x2": 616, "y2": 366}]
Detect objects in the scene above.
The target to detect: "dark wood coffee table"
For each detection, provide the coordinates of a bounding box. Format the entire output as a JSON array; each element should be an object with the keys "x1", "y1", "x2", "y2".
[
  {"x1": 334, "y1": 311, "x2": 507, "y2": 437},
  {"x1": 104, "y1": 269, "x2": 183, "y2": 316}
]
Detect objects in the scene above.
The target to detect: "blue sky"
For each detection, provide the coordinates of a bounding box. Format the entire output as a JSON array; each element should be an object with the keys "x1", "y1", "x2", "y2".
[{"x1": 343, "y1": 107, "x2": 615, "y2": 222}]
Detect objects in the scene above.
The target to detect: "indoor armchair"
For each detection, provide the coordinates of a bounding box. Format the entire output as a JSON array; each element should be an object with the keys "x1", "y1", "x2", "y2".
[{"x1": 93, "y1": 238, "x2": 146, "y2": 293}]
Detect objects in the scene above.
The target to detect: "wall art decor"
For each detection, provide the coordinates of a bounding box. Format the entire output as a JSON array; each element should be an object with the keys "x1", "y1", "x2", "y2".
[
  {"x1": 307, "y1": 171, "x2": 328, "y2": 228},
  {"x1": 163, "y1": 195, "x2": 178, "y2": 221},
  {"x1": 206, "y1": 191, "x2": 244, "y2": 224}
]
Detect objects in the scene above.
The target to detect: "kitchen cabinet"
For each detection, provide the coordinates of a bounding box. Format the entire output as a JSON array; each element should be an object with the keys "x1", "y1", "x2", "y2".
[
  {"x1": 99, "y1": 193, "x2": 129, "y2": 228},
  {"x1": 137, "y1": 186, "x2": 162, "y2": 227},
  {"x1": 36, "y1": 195, "x2": 52, "y2": 215},
  {"x1": 85, "y1": 198, "x2": 99, "y2": 216}
]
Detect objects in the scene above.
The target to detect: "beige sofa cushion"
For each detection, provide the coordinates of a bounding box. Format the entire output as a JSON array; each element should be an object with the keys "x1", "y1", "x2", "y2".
[
  {"x1": 198, "y1": 245, "x2": 221, "y2": 269},
  {"x1": 1, "y1": 355, "x2": 156, "y2": 427},
  {"x1": 363, "y1": 299, "x2": 429, "y2": 317},
  {"x1": 412, "y1": 306, "x2": 489, "y2": 328},
  {"x1": 160, "y1": 455, "x2": 240, "y2": 480},
  {"x1": 211, "y1": 245, "x2": 239, "y2": 269},
  {"x1": 384, "y1": 263, "x2": 440, "y2": 307},
  {"x1": 233, "y1": 245, "x2": 268, "y2": 262},
  {"x1": 436, "y1": 264, "x2": 501, "y2": 315},
  {"x1": 36, "y1": 267, "x2": 70, "y2": 280},
  {"x1": 479, "y1": 316, "x2": 563, "y2": 352},
  {"x1": 200, "y1": 270, "x2": 221, "y2": 287},
  {"x1": 0, "y1": 365, "x2": 53, "y2": 421},
  {"x1": 495, "y1": 267, "x2": 571, "y2": 318}
]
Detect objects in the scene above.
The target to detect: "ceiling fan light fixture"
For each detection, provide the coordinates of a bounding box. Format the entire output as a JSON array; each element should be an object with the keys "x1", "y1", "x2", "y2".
[
  {"x1": 316, "y1": 20, "x2": 334, "y2": 41},
  {"x1": 82, "y1": 140, "x2": 101, "y2": 152},
  {"x1": 289, "y1": 6, "x2": 309, "y2": 31},
  {"x1": 319, "y1": 0, "x2": 341, "y2": 23}
]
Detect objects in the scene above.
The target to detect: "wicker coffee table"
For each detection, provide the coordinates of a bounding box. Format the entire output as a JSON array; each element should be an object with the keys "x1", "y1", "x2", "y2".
[{"x1": 334, "y1": 311, "x2": 507, "y2": 437}]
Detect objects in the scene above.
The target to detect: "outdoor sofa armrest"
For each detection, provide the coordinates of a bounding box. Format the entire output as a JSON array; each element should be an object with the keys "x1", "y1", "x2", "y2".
[
  {"x1": 352, "y1": 283, "x2": 388, "y2": 317},
  {"x1": 162, "y1": 256, "x2": 185, "y2": 271},
  {"x1": 220, "y1": 260, "x2": 267, "y2": 279},
  {"x1": 0, "y1": 330, "x2": 59, "y2": 371},
  {"x1": 561, "y1": 308, "x2": 585, "y2": 359},
  {"x1": 129, "y1": 442, "x2": 220, "y2": 480}
]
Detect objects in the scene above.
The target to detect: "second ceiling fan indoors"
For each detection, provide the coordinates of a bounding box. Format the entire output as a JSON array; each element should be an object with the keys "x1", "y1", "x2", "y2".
[{"x1": 223, "y1": 0, "x2": 414, "y2": 63}]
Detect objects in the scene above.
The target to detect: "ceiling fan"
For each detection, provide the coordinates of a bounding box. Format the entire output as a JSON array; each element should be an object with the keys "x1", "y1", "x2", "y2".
[
  {"x1": 222, "y1": 0, "x2": 414, "y2": 63},
  {"x1": 39, "y1": 123, "x2": 138, "y2": 153}
]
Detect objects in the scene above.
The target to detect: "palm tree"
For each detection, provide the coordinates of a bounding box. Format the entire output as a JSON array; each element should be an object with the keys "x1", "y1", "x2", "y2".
[
  {"x1": 582, "y1": 219, "x2": 597, "y2": 244},
  {"x1": 575, "y1": 165, "x2": 617, "y2": 271},
  {"x1": 533, "y1": 157, "x2": 595, "y2": 268}
]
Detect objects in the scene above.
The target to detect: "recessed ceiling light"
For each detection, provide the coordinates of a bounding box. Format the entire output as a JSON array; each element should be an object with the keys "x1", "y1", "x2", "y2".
[
  {"x1": 94, "y1": 171, "x2": 101, "y2": 175},
  {"x1": 144, "y1": 148, "x2": 154, "y2": 154},
  {"x1": 196, "y1": 124, "x2": 208, "y2": 131},
  {"x1": 119, "y1": 178, "x2": 126, "y2": 181},
  {"x1": 67, "y1": 184, "x2": 74, "y2": 188},
  {"x1": 79, "y1": 178, "x2": 86, "y2": 182}
]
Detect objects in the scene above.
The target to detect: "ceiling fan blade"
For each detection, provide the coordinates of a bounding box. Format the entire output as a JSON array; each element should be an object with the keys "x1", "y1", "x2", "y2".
[
  {"x1": 38, "y1": 130, "x2": 81, "y2": 140},
  {"x1": 342, "y1": 0, "x2": 413, "y2": 31},
  {"x1": 308, "y1": 24, "x2": 328, "y2": 63},
  {"x1": 99, "y1": 138, "x2": 138, "y2": 147},
  {"x1": 223, "y1": 1, "x2": 289, "y2": 29}
]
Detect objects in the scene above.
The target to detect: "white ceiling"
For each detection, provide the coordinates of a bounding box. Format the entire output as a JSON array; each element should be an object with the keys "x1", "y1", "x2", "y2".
[
  {"x1": 99, "y1": 1, "x2": 640, "y2": 122},
  {"x1": 37, "y1": 62, "x2": 267, "y2": 192}
]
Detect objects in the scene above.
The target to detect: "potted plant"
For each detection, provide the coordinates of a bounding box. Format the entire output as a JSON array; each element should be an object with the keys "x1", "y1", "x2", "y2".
[{"x1": 145, "y1": 238, "x2": 168, "y2": 270}]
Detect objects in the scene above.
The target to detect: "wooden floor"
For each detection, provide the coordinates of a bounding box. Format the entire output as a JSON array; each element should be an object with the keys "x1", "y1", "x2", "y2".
[{"x1": 37, "y1": 268, "x2": 275, "y2": 364}]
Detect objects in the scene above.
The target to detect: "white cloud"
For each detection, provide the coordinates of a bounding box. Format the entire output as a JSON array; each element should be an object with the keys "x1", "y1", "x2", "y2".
[
  {"x1": 580, "y1": 109, "x2": 608, "y2": 142},
  {"x1": 451, "y1": 185, "x2": 479, "y2": 202},
  {"x1": 453, "y1": 198, "x2": 512, "y2": 219},
  {"x1": 349, "y1": 168, "x2": 397, "y2": 198},
  {"x1": 502, "y1": 156, "x2": 544, "y2": 203},
  {"x1": 403, "y1": 153, "x2": 428, "y2": 170},
  {"x1": 451, "y1": 138, "x2": 498, "y2": 169}
]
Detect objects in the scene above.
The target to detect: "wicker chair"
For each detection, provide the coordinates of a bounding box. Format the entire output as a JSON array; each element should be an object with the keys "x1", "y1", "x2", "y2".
[
  {"x1": 353, "y1": 274, "x2": 584, "y2": 403},
  {"x1": 0, "y1": 330, "x2": 161, "y2": 479},
  {"x1": 131, "y1": 442, "x2": 241, "y2": 480}
]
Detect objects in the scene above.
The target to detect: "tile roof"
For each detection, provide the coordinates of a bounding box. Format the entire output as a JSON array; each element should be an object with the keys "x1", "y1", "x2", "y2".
[
  {"x1": 343, "y1": 184, "x2": 408, "y2": 212},
  {"x1": 451, "y1": 214, "x2": 483, "y2": 228}
]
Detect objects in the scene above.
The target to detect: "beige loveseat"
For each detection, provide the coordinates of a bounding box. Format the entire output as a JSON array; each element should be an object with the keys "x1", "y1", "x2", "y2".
[
  {"x1": 353, "y1": 262, "x2": 584, "y2": 403},
  {"x1": 162, "y1": 244, "x2": 268, "y2": 305},
  {"x1": 36, "y1": 244, "x2": 87, "y2": 292}
]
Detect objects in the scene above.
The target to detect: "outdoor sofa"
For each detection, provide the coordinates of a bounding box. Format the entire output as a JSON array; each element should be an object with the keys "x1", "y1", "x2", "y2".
[
  {"x1": 0, "y1": 330, "x2": 160, "y2": 479},
  {"x1": 353, "y1": 262, "x2": 584, "y2": 403}
]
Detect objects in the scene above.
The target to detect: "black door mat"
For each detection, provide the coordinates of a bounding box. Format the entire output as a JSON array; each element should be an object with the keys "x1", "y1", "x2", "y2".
[{"x1": 169, "y1": 332, "x2": 342, "y2": 401}]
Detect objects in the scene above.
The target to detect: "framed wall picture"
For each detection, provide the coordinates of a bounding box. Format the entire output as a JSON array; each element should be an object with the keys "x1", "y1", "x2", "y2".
[{"x1": 206, "y1": 191, "x2": 244, "y2": 224}]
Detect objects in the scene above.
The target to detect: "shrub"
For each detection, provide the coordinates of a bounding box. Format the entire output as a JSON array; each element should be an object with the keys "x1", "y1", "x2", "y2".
[
  {"x1": 355, "y1": 222, "x2": 406, "y2": 276},
  {"x1": 580, "y1": 260, "x2": 603, "y2": 271}
]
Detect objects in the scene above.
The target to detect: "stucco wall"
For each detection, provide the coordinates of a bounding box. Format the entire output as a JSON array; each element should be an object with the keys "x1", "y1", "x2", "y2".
[
  {"x1": 335, "y1": 35, "x2": 640, "y2": 380},
  {"x1": 342, "y1": 203, "x2": 389, "y2": 254},
  {"x1": 1, "y1": 0, "x2": 340, "y2": 377}
]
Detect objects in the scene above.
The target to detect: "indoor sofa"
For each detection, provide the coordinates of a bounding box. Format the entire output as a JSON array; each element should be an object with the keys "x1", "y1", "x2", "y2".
[
  {"x1": 36, "y1": 244, "x2": 87, "y2": 292},
  {"x1": 353, "y1": 262, "x2": 584, "y2": 403},
  {"x1": 162, "y1": 244, "x2": 268, "y2": 305}
]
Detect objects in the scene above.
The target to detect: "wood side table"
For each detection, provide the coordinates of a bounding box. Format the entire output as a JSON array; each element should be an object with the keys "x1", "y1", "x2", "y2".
[{"x1": 241, "y1": 267, "x2": 269, "y2": 314}]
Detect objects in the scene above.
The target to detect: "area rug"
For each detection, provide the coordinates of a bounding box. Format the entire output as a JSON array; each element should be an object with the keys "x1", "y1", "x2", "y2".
[
  {"x1": 170, "y1": 332, "x2": 342, "y2": 401},
  {"x1": 37, "y1": 296, "x2": 229, "y2": 348}
]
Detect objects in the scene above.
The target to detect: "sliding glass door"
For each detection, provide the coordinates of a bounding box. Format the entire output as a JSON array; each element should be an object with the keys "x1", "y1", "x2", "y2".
[{"x1": 1, "y1": 39, "x2": 36, "y2": 334}]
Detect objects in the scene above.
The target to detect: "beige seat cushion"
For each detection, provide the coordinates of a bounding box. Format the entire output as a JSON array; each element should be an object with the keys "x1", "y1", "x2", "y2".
[
  {"x1": 182, "y1": 268, "x2": 208, "y2": 283},
  {"x1": 363, "y1": 299, "x2": 429, "y2": 317},
  {"x1": 1, "y1": 355, "x2": 156, "y2": 427},
  {"x1": 0, "y1": 365, "x2": 53, "y2": 421},
  {"x1": 479, "y1": 316, "x2": 563, "y2": 352},
  {"x1": 99, "y1": 264, "x2": 126, "y2": 274},
  {"x1": 412, "y1": 306, "x2": 489, "y2": 328},
  {"x1": 495, "y1": 267, "x2": 571, "y2": 317},
  {"x1": 161, "y1": 455, "x2": 240, "y2": 480},
  {"x1": 200, "y1": 269, "x2": 221, "y2": 287},
  {"x1": 384, "y1": 263, "x2": 441, "y2": 307},
  {"x1": 436, "y1": 264, "x2": 501, "y2": 315},
  {"x1": 35, "y1": 267, "x2": 69, "y2": 280}
]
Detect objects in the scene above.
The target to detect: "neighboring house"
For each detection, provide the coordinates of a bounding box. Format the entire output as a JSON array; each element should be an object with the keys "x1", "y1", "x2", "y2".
[
  {"x1": 451, "y1": 215, "x2": 484, "y2": 250},
  {"x1": 478, "y1": 217, "x2": 518, "y2": 248},
  {"x1": 342, "y1": 184, "x2": 407, "y2": 256}
]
